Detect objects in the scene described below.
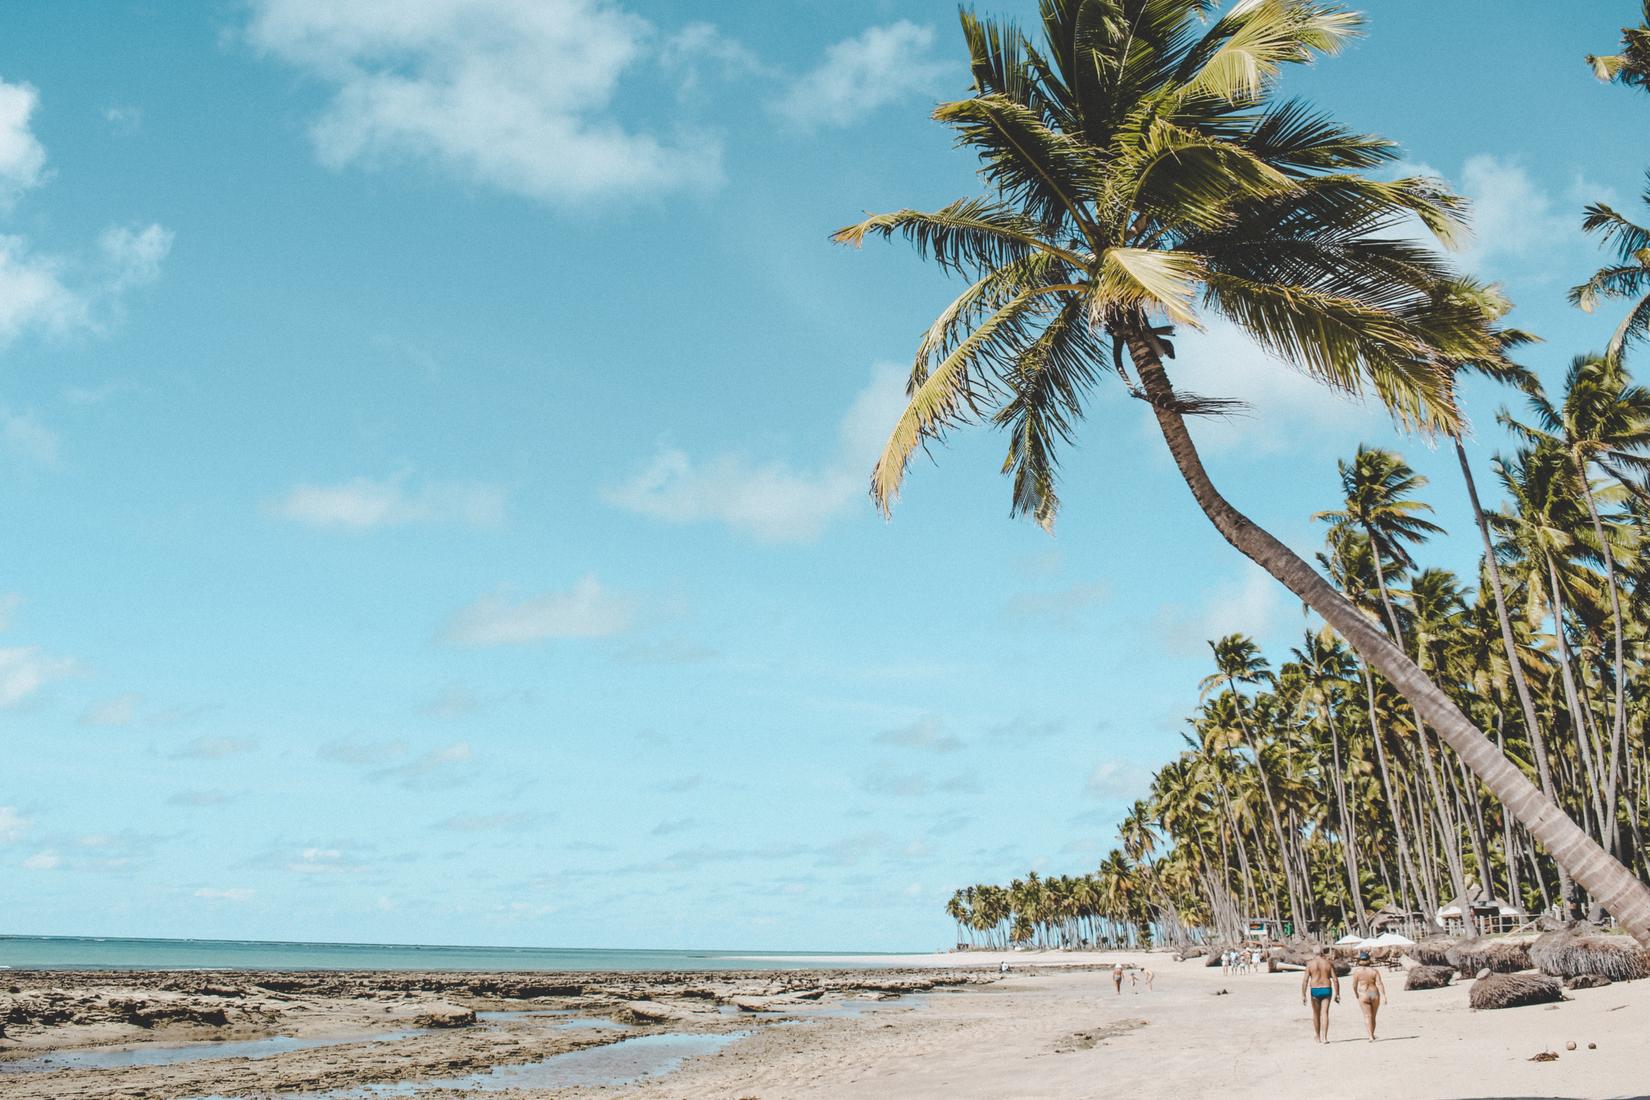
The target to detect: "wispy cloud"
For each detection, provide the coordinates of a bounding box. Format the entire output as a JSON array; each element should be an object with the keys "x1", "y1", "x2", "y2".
[
  {"x1": 246, "y1": 0, "x2": 723, "y2": 207},
  {"x1": 442, "y1": 575, "x2": 636, "y2": 646},
  {"x1": 0, "y1": 806, "x2": 29, "y2": 844},
  {"x1": 195, "y1": 886, "x2": 254, "y2": 901},
  {"x1": 873, "y1": 716, "x2": 962, "y2": 753},
  {"x1": 771, "y1": 22, "x2": 948, "y2": 131},
  {"x1": 370, "y1": 741, "x2": 475, "y2": 790},
  {"x1": 0, "y1": 645, "x2": 75, "y2": 708},
  {"x1": 605, "y1": 362, "x2": 906, "y2": 543},
  {"x1": 169, "y1": 736, "x2": 258, "y2": 760},
  {"x1": 1001, "y1": 582, "x2": 1108, "y2": 628},
  {"x1": 2, "y1": 407, "x2": 60, "y2": 467},
  {"x1": 1085, "y1": 760, "x2": 1150, "y2": 802},
  {"x1": 268, "y1": 473, "x2": 505, "y2": 532},
  {"x1": 80, "y1": 692, "x2": 142, "y2": 727}
]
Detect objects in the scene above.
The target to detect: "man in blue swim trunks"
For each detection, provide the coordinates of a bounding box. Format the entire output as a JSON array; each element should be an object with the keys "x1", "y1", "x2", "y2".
[{"x1": 1301, "y1": 946, "x2": 1340, "y2": 1043}]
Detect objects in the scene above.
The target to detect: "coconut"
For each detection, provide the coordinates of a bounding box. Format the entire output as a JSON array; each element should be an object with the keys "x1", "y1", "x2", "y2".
[
  {"x1": 1468, "y1": 973, "x2": 1565, "y2": 1010},
  {"x1": 1404, "y1": 964, "x2": 1456, "y2": 991},
  {"x1": 1530, "y1": 926, "x2": 1650, "y2": 983}
]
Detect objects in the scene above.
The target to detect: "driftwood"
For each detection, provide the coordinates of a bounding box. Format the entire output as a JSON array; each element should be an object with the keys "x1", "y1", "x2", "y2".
[
  {"x1": 1529, "y1": 926, "x2": 1650, "y2": 982},
  {"x1": 1404, "y1": 964, "x2": 1456, "y2": 990},
  {"x1": 1468, "y1": 973, "x2": 1564, "y2": 1010}
]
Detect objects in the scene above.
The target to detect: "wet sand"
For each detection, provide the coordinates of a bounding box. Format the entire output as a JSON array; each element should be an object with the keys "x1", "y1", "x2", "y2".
[
  {"x1": 0, "y1": 966, "x2": 990, "y2": 1099},
  {"x1": 5, "y1": 953, "x2": 1645, "y2": 1098}
]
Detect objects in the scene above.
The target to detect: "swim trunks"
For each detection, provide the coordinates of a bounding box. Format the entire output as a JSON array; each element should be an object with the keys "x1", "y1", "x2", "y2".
[{"x1": 1310, "y1": 986, "x2": 1332, "y2": 1000}]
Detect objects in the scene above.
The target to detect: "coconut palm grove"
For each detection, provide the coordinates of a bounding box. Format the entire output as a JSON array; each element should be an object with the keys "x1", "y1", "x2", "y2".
[{"x1": 834, "y1": 2, "x2": 1650, "y2": 950}]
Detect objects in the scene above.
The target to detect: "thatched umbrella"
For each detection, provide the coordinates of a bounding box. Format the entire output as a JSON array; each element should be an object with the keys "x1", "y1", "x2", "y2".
[
  {"x1": 1530, "y1": 925, "x2": 1650, "y2": 982},
  {"x1": 1405, "y1": 964, "x2": 1456, "y2": 991},
  {"x1": 1406, "y1": 939, "x2": 1457, "y2": 967},
  {"x1": 1564, "y1": 973, "x2": 1611, "y2": 990},
  {"x1": 1446, "y1": 939, "x2": 1533, "y2": 976},
  {"x1": 1468, "y1": 973, "x2": 1564, "y2": 1010}
]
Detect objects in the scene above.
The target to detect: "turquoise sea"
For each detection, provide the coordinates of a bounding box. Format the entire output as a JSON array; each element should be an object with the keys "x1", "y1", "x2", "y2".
[{"x1": 0, "y1": 935, "x2": 896, "y2": 972}]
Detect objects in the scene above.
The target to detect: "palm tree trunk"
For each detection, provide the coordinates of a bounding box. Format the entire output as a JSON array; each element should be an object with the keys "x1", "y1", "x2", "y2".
[
  {"x1": 1127, "y1": 335, "x2": 1650, "y2": 945},
  {"x1": 1453, "y1": 438, "x2": 1569, "y2": 909},
  {"x1": 1575, "y1": 461, "x2": 1627, "y2": 855}
]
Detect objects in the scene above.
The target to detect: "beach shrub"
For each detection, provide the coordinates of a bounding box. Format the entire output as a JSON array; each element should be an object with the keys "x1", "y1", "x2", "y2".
[
  {"x1": 1468, "y1": 973, "x2": 1564, "y2": 1010},
  {"x1": 1405, "y1": 965, "x2": 1455, "y2": 990},
  {"x1": 1564, "y1": 973, "x2": 1611, "y2": 990}
]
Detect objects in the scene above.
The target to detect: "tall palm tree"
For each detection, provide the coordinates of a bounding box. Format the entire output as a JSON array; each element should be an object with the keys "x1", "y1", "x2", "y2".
[
  {"x1": 1314, "y1": 446, "x2": 1442, "y2": 646},
  {"x1": 836, "y1": 1, "x2": 1650, "y2": 941},
  {"x1": 1571, "y1": 181, "x2": 1650, "y2": 358}
]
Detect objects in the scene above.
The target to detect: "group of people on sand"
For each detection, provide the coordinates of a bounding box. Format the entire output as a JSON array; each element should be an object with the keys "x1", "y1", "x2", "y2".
[
  {"x1": 1302, "y1": 946, "x2": 1387, "y2": 1043},
  {"x1": 1219, "y1": 945, "x2": 1266, "y2": 975},
  {"x1": 1110, "y1": 962, "x2": 1153, "y2": 994}
]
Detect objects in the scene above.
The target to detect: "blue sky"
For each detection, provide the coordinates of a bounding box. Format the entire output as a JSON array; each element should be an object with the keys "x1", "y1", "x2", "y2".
[{"x1": 0, "y1": 0, "x2": 1645, "y2": 951}]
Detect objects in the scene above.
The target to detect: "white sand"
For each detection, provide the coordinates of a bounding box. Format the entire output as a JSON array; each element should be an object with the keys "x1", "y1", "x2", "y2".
[{"x1": 618, "y1": 950, "x2": 1649, "y2": 1099}]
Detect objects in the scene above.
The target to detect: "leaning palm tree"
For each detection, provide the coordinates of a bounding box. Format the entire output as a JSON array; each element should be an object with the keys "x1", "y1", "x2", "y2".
[{"x1": 833, "y1": 0, "x2": 1650, "y2": 941}]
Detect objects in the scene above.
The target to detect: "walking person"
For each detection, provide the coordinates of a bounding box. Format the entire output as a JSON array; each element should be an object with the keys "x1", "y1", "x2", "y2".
[
  {"x1": 1350, "y1": 951, "x2": 1388, "y2": 1041},
  {"x1": 1301, "y1": 947, "x2": 1340, "y2": 1044}
]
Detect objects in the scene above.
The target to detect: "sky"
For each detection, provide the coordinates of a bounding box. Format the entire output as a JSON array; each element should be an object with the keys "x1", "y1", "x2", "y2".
[{"x1": 1, "y1": 0, "x2": 1646, "y2": 952}]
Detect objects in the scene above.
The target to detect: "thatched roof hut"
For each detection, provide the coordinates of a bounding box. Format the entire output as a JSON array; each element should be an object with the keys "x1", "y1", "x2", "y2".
[
  {"x1": 1446, "y1": 939, "x2": 1533, "y2": 976},
  {"x1": 1468, "y1": 973, "x2": 1564, "y2": 1010},
  {"x1": 1529, "y1": 925, "x2": 1650, "y2": 982},
  {"x1": 1436, "y1": 884, "x2": 1527, "y2": 934},
  {"x1": 1405, "y1": 964, "x2": 1455, "y2": 990}
]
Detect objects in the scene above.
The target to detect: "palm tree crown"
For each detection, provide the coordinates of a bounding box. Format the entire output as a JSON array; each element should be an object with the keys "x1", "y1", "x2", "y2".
[{"x1": 834, "y1": 0, "x2": 1491, "y2": 530}]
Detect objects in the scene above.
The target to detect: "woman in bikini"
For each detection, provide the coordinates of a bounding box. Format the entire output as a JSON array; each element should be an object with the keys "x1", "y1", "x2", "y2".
[{"x1": 1350, "y1": 950, "x2": 1388, "y2": 1041}]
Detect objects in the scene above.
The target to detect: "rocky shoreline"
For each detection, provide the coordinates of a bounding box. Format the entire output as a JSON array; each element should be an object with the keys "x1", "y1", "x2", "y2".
[{"x1": 0, "y1": 967, "x2": 996, "y2": 1099}]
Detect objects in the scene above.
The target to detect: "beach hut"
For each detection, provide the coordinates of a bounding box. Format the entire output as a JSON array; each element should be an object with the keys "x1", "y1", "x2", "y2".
[
  {"x1": 1369, "y1": 903, "x2": 1428, "y2": 939},
  {"x1": 1435, "y1": 884, "x2": 1528, "y2": 935}
]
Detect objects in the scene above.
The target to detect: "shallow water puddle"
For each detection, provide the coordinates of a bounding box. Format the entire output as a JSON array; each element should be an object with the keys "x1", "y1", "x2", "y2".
[
  {"x1": 0, "y1": 1029, "x2": 428, "y2": 1074},
  {"x1": 302, "y1": 1029, "x2": 750, "y2": 1097}
]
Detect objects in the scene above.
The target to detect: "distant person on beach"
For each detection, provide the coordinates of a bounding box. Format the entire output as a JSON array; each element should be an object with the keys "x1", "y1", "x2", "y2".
[
  {"x1": 1350, "y1": 951, "x2": 1387, "y2": 1041},
  {"x1": 1132, "y1": 967, "x2": 1154, "y2": 993},
  {"x1": 1220, "y1": 949, "x2": 1232, "y2": 975},
  {"x1": 1301, "y1": 947, "x2": 1340, "y2": 1044},
  {"x1": 1112, "y1": 962, "x2": 1124, "y2": 994}
]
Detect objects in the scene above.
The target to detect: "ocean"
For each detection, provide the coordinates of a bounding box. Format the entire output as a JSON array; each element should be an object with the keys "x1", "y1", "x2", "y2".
[{"x1": 0, "y1": 935, "x2": 897, "y2": 972}]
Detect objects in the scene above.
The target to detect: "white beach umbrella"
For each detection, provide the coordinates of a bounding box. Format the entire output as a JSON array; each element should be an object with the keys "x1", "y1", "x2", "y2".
[
  {"x1": 1364, "y1": 932, "x2": 1416, "y2": 947},
  {"x1": 1335, "y1": 933, "x2": 1363, "y2": 945}
]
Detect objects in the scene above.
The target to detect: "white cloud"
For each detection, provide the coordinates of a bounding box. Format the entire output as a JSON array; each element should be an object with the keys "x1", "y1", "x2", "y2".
[
  {"x1": 1085, "y1": 760, "x2": 1150, "y2": 801},
  {"x1": 0, "y1": 80, "x2": 170, "y2": 347},
  {"x1": 0, "y1": 79, "x2": 47, "y2": 207},
  {"x1": 287, "y1": 846, "x2": 358, "y2": 874},
  {"x1": 0, "y1": 592, "x2": 20, "y2": 631},
  {"x1": 0, "y1": 645, "x2": 75, "y2": 708},
  {"x1": 2, "y1": 407, "x2": 60, "y2": 466},
  {"x1": 81, "y1": 692, "x2": 142, "y2": 727},
  {"x1": 874, "y1": 716, "x2": 963, "y2": 753},
  {"x1": 99, "y1": 223, "x2": 174, "y2": 292},
  {"x1": 195, "y1": 886, "x2": 254, "y2": 901},
  {"x1": 0, "y1": 806, "x2": 28, "y2": 844},
  {"x1": 1159, "y1": 317, "x2": 1386, "y2": 453},
  {"x1": 269, "y1": 473, "x2": 505, "y2": 532},
  {"x1": 605, "y1": 362, "x2": 906, "y2": 543},
  {"x1": 246, "y1": 0, "x2": 723, "y2": 207},
  {"x1": 443, "y1": 574, "x2": 635, "y2": 646},
  {"x1": 22, "y1": 849, "x2": 60, "y2": 871},
  {"x1": 1150, "y1": 564, "x2": 1294, "y2": 656},
  {"x1": 772, "y1": 22, "x2": 949, "y2": 131}
]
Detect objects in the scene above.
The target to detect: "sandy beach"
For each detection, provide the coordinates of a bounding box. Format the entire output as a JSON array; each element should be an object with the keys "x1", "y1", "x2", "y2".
[{"x1": 3, "y1": 952, "x2": 1646, "y2": 1098}]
